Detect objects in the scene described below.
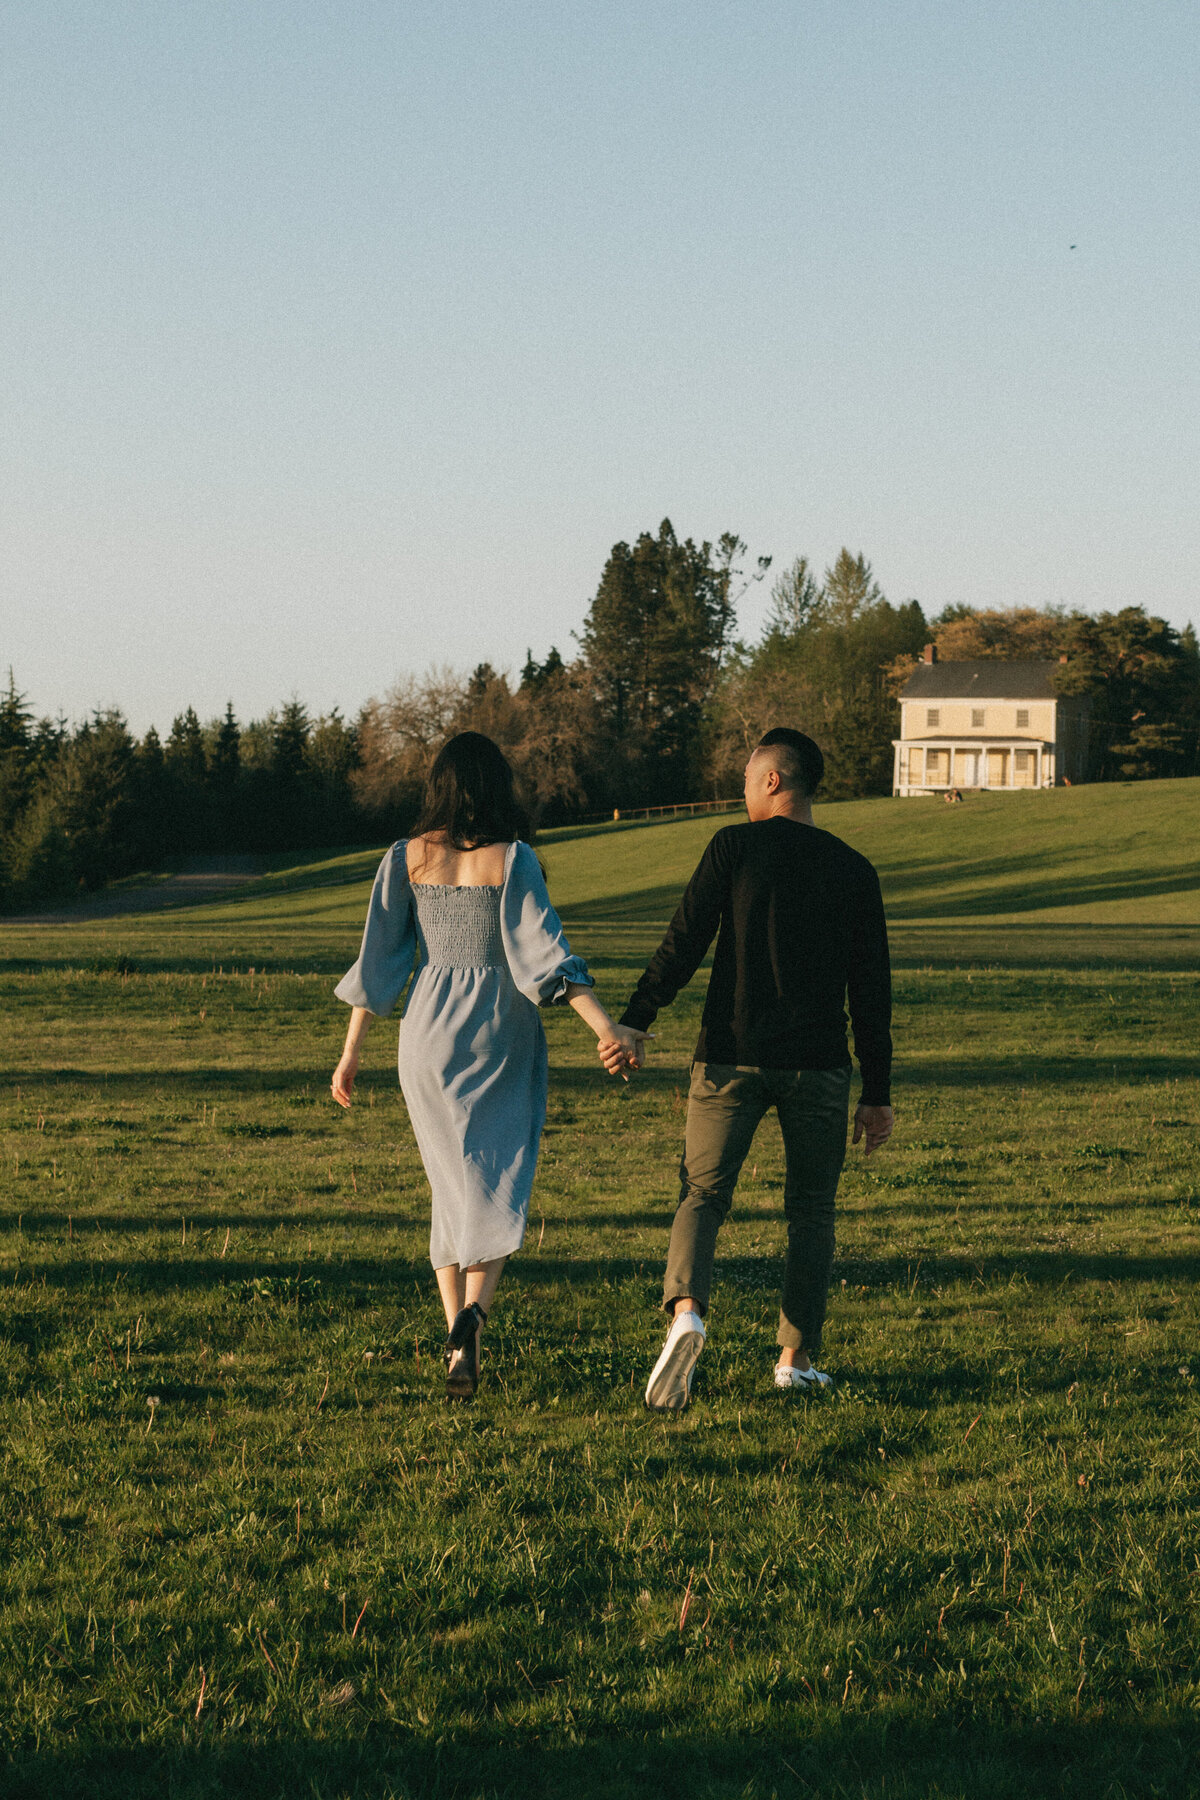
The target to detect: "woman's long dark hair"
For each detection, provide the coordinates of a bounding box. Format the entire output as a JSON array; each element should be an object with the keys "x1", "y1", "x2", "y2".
[{"x1": 412, "y1": 732, "x2": 530, "y2": 849}]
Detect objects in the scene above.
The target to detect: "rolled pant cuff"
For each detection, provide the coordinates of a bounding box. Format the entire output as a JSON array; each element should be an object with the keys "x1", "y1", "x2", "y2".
[
  {"x1": 662, "y1": 1288, "x2": 708, "y2": 1317},
  {"x1": 776, "y1": 1310, "x2": 815, "y2": 1353}
]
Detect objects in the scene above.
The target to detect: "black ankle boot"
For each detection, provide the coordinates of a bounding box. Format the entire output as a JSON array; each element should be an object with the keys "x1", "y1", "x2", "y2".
[{"x1": 444, "y1": 1301, "x2": 487, "y2": 1400}]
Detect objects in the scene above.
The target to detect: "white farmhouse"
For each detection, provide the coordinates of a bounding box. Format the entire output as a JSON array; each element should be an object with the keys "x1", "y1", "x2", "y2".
[{"x1": 892, "y1": 646, "x2": 1090, "y2": 796}]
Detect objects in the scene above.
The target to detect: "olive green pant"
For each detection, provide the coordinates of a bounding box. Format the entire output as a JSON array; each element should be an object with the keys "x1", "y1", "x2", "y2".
[{"x1": 663, "y1": 1063, "x2": 852, "y2": 1355}]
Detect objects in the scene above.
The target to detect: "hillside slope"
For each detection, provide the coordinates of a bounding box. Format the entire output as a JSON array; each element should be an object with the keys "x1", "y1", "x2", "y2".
[
  {"x1": 542, "y1": 777, "x2": 1200, "y2": 927},
  {"x1": 2, "y1": 778, "x2": 1196, "y2": 972}
]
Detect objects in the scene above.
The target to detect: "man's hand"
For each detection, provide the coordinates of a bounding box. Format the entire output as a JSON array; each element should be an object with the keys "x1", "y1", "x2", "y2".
[
  {"x1": 852, "y1": 1104, "x2": 894, "y2": 1156},
  {"x1": 597, "y1": 1027, "x2": 653, "y2": 1079}
]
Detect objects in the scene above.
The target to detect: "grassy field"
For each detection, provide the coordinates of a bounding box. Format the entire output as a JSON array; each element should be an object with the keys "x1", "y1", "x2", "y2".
[{"x1": 1, "y1": 781, "x2": 1198, "y2": 1798}]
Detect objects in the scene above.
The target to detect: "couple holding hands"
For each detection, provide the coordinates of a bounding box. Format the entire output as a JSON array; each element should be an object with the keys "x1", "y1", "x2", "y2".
[{"x1": 332, "y1": 728, "x2": 893, "y2": 1408}]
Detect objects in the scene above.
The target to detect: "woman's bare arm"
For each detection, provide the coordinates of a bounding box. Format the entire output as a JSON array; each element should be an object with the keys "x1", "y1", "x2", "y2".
[
  {"x1": 332, "y1": 1006, "x2": 374, "y2": 1108},
  {"x1": 566, "y1": 983, "x2": 651, "y2": 1076}
]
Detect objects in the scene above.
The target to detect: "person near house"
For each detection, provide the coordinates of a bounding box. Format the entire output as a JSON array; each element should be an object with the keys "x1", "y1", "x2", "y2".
[
  {"x1": 600, "y1": 728, "x2": 894, "y2": 1411},
  {"x1": 331, "y1": 732, "x2": 642, "y2": 1400}
]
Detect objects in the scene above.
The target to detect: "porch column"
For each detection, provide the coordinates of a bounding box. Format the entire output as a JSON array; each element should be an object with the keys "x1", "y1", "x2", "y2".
[{"x1": 893, "y1": 740, "x2": 902, "y2": 795}]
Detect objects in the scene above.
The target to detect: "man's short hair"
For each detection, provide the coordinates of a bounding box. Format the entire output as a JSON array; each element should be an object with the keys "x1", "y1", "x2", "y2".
[{"x1": 756, "y1": 728, "x2": 824, "y2": 798}]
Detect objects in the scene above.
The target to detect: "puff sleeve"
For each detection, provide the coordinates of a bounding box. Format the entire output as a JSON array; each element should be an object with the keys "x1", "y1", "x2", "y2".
[
  {"x1": 334, "y1": 843, "x2": 417, "y2": 1016},
  {"x1": 499, "y1": 841, "x2": 593, "y2": 1006}
]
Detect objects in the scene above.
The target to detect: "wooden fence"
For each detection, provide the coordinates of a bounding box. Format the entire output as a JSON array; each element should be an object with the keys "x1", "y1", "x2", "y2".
[{"x1": 579, "y1": 797, "x2": 745, "y2": 826}]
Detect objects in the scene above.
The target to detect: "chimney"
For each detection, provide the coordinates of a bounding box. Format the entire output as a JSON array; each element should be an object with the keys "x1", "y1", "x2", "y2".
[{"x1": 922, "y1": 643, "x2": 937, "y2": 664}]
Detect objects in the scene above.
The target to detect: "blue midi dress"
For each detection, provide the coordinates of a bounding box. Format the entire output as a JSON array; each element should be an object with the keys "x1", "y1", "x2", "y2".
[{"x1": 334, "y1": 840, "x2": 593, "y2": 1268}]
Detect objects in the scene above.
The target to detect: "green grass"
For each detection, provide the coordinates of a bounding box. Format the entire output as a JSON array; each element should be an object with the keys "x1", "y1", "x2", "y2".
[{"x1": 1, "y1": 783, "x2": 1198, "y2": 1798}]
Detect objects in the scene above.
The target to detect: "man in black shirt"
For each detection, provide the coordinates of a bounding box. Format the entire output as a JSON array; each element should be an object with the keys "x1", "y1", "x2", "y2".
[{"x1": 602, "y1": 728, "x2": 894, "y2": 1411}]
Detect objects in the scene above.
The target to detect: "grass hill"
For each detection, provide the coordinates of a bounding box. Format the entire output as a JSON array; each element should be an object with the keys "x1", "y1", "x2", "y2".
[
  {"x1": 3, "y1": 776, "x2": 1196, "y2": 973},
  {"x1": 542, "y1": 777, "x2": 1200, "y2": 927},
  {"x1": 1, "y1": 782, "x2": 1197, "y2": 1794}
]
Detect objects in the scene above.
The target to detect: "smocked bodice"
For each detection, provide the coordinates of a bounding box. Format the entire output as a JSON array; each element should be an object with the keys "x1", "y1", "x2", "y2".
[{"x1": 410, "y1": 882, "x2": 506, "y2": 970}]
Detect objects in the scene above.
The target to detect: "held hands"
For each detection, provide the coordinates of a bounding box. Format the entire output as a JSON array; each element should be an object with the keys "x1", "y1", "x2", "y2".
[
  {"x1": 597, "y1": 1026, "x2": 653, "y2": 1080},
  {"x1": 331, "y1": 1051, "x2": 359, "y2": 1110},
  {"x1": 852, "y1": 1103, "x2": 894, "y2": 1157}
]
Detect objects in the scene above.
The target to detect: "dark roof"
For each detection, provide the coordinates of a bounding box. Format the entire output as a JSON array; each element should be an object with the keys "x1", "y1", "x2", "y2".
[{"x1": 901, "y1": 659, "x2": 1060, "y2": 700}]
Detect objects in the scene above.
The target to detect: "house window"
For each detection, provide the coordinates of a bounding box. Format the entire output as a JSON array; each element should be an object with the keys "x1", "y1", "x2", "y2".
[
  {"x1": 1016, "y1": 708, "x2": 1030, "y2": 729},
  {"x1": 926, "y1": 708, "x2": 940, "y2": 728},
  {"x1": 971, "y1": 708, "x2": 985, "y2": 727}
]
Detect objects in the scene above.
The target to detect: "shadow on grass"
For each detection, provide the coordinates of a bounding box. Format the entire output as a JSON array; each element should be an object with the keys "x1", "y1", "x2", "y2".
[
  {"x1": 5, "y1": 1051, "x2": 1199, "y2": 1099},
  {"x1": 882, "y1": 855, "x2": 1200, "y2": 918},
  {"x1": 886, "y1": 924, "x2": 1200, "y2": 970},
  {"x1": 7, "y1": 1246, "x2": 1199, "y2": 1298},
  {"x1": 562, "y1": 857, "x2": 1200, "y2": 929},
  {"x1": 898, "y1": 1053, "x2": 1200, "y2": 1087},
  {"x1": 5, "y1": 1714, "x2": 1198, "y2": 1800},
  {"x1": 0, "y1": 1064, "x2": 647, "y2": 1094},
  {"x1": 0, "y1": 1210, "x2": 679, "y2": 1235}
]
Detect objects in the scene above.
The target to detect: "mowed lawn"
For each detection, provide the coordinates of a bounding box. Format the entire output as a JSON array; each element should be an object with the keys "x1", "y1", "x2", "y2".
[{"x1": 1, "y1": 781, "x2": 1198, "y2": 1799}]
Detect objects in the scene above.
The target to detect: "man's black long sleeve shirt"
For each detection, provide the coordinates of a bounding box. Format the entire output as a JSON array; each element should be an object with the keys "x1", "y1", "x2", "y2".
[{"x1": 619, "y1": 817, "x2": 893, "y2": 1105}]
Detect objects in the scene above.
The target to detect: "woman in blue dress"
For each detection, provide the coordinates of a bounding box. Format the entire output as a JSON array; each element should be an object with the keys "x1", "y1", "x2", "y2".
[{"x1": 331, "y1": 733, "x2": 647, "y2": 1399}]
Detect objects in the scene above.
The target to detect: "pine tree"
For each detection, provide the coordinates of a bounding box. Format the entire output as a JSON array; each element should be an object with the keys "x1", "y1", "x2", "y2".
[
  {"x1": 208, "y1": 704, "x2": 242, "y2": 849},
  {"x1": 209, "y1": 704, "x2": 241, "y2": 791},
  {"x1": 165, "y1": 707, "x2": 206, "y2": 782},
  {"x1": 164, "y1": 706, "x2": 208, "y2": 852},
  {"x1": 57, "y1": 711, "x2": 139, "y2": 888},
  {"x1": 580, "y1": 519, "x2": 768, "y2": 802},
  {"x1": 708, "y1": 550, "x2": 928, "y2": 798},
  {"x1": 0, "y1": 670, "x2": 34, "y2": 843},
  {"x1": 270, "y1": 700, "x2": 311, "y2": 846}
]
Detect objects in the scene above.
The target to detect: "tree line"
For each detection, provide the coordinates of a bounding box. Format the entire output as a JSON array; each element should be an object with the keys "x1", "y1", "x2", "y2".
[{"x1": 4, "y1": 517, "x2": 1198, "y2": 909}]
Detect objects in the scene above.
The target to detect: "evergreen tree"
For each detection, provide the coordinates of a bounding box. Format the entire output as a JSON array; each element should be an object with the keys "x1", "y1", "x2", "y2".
[
  {"x1": 1058, "y1": 607, "x2": 1200, "y2": 779},
  {"x1": 580, "y1": 519, "x2": 768, "y2": 802},
  {"x1": 209, "y1": 703, "x2": 241, "y2": 791},
  {"x1": 708, "y1": 550, "x2": 927, "y2": 798},
  {"x1": 519, "y1": 647, "x2": 565, "y2": 695},
  {"x1": 3, "y1": 786, "x2": 72, "y2": 904},
  {"x1": 763, "y1": 558, "x2": 821, "y2": 641},
  {"x1": 138, "y1": 724, "x2": 165, "y2": 775},
  {"x1": 270, "y1": 699, "x2": 312, "y2": 846},
  {"x1": 56, "y1": 711, "x2": 140, "y2": 888},
  {"x1": 906, "y1": 603, "x2": 1200, "y2": 780},
  {"x1": 164, "y1": 706, "x2": 209, "y2": 852},
  {"x1": 30, "y1": 713, "x2": 68, "y2": 777},
  {"x1": 132, "y1": 725, "x2": 170, "y2": 866},
  {"x1": 165, "y1": 707, "x2": 206, "y2": 782},
  {"x1": 207, "y1": 703, "x2": 242, "y2": 848},
  {"x1": 307, "y1": 709, "x2": 360, "y2": 842},
  {"x1": 0, "y1": 670, "x2": 34, "y2": 843}
]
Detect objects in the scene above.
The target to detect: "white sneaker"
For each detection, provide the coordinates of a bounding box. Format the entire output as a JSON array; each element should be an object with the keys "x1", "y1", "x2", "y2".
[
  {"x1": 774, "y1": 1362, "x2": 832, "y2": 1389},
  {"x1": 645, "y1": 1311, "x2": 706, "y2": 1411}
]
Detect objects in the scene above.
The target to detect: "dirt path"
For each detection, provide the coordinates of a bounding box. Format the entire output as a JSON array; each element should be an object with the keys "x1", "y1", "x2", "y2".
[{"x1": 9, "y1": 856, "x2": 271, "y2": 925}]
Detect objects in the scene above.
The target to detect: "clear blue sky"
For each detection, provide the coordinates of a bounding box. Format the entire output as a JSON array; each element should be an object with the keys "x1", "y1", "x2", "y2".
[{"x1": 3, "y1": 1, "x2": 1197, "y2": 734}]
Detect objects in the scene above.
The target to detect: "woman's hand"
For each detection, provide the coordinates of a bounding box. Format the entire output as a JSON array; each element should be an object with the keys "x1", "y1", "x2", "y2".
[
  {"x1": 597, "y1": 1026, "x2": 652, "y2": 1079},
  {"x1": 331, "y1": 1050, "x2": 359, "y2": 1109},
  {"x1": 332, "y1": 1007, "x2": 373, "y2": 1108}
]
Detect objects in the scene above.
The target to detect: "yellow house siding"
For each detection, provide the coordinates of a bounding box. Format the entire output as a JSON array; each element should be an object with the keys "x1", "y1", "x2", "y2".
[
  {"x1": 901, "y1": 698, "x2": 1057, "y2": 739},
  {"x1": 894, "y1": 663, "x2": 1091, "y2": 792}
]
